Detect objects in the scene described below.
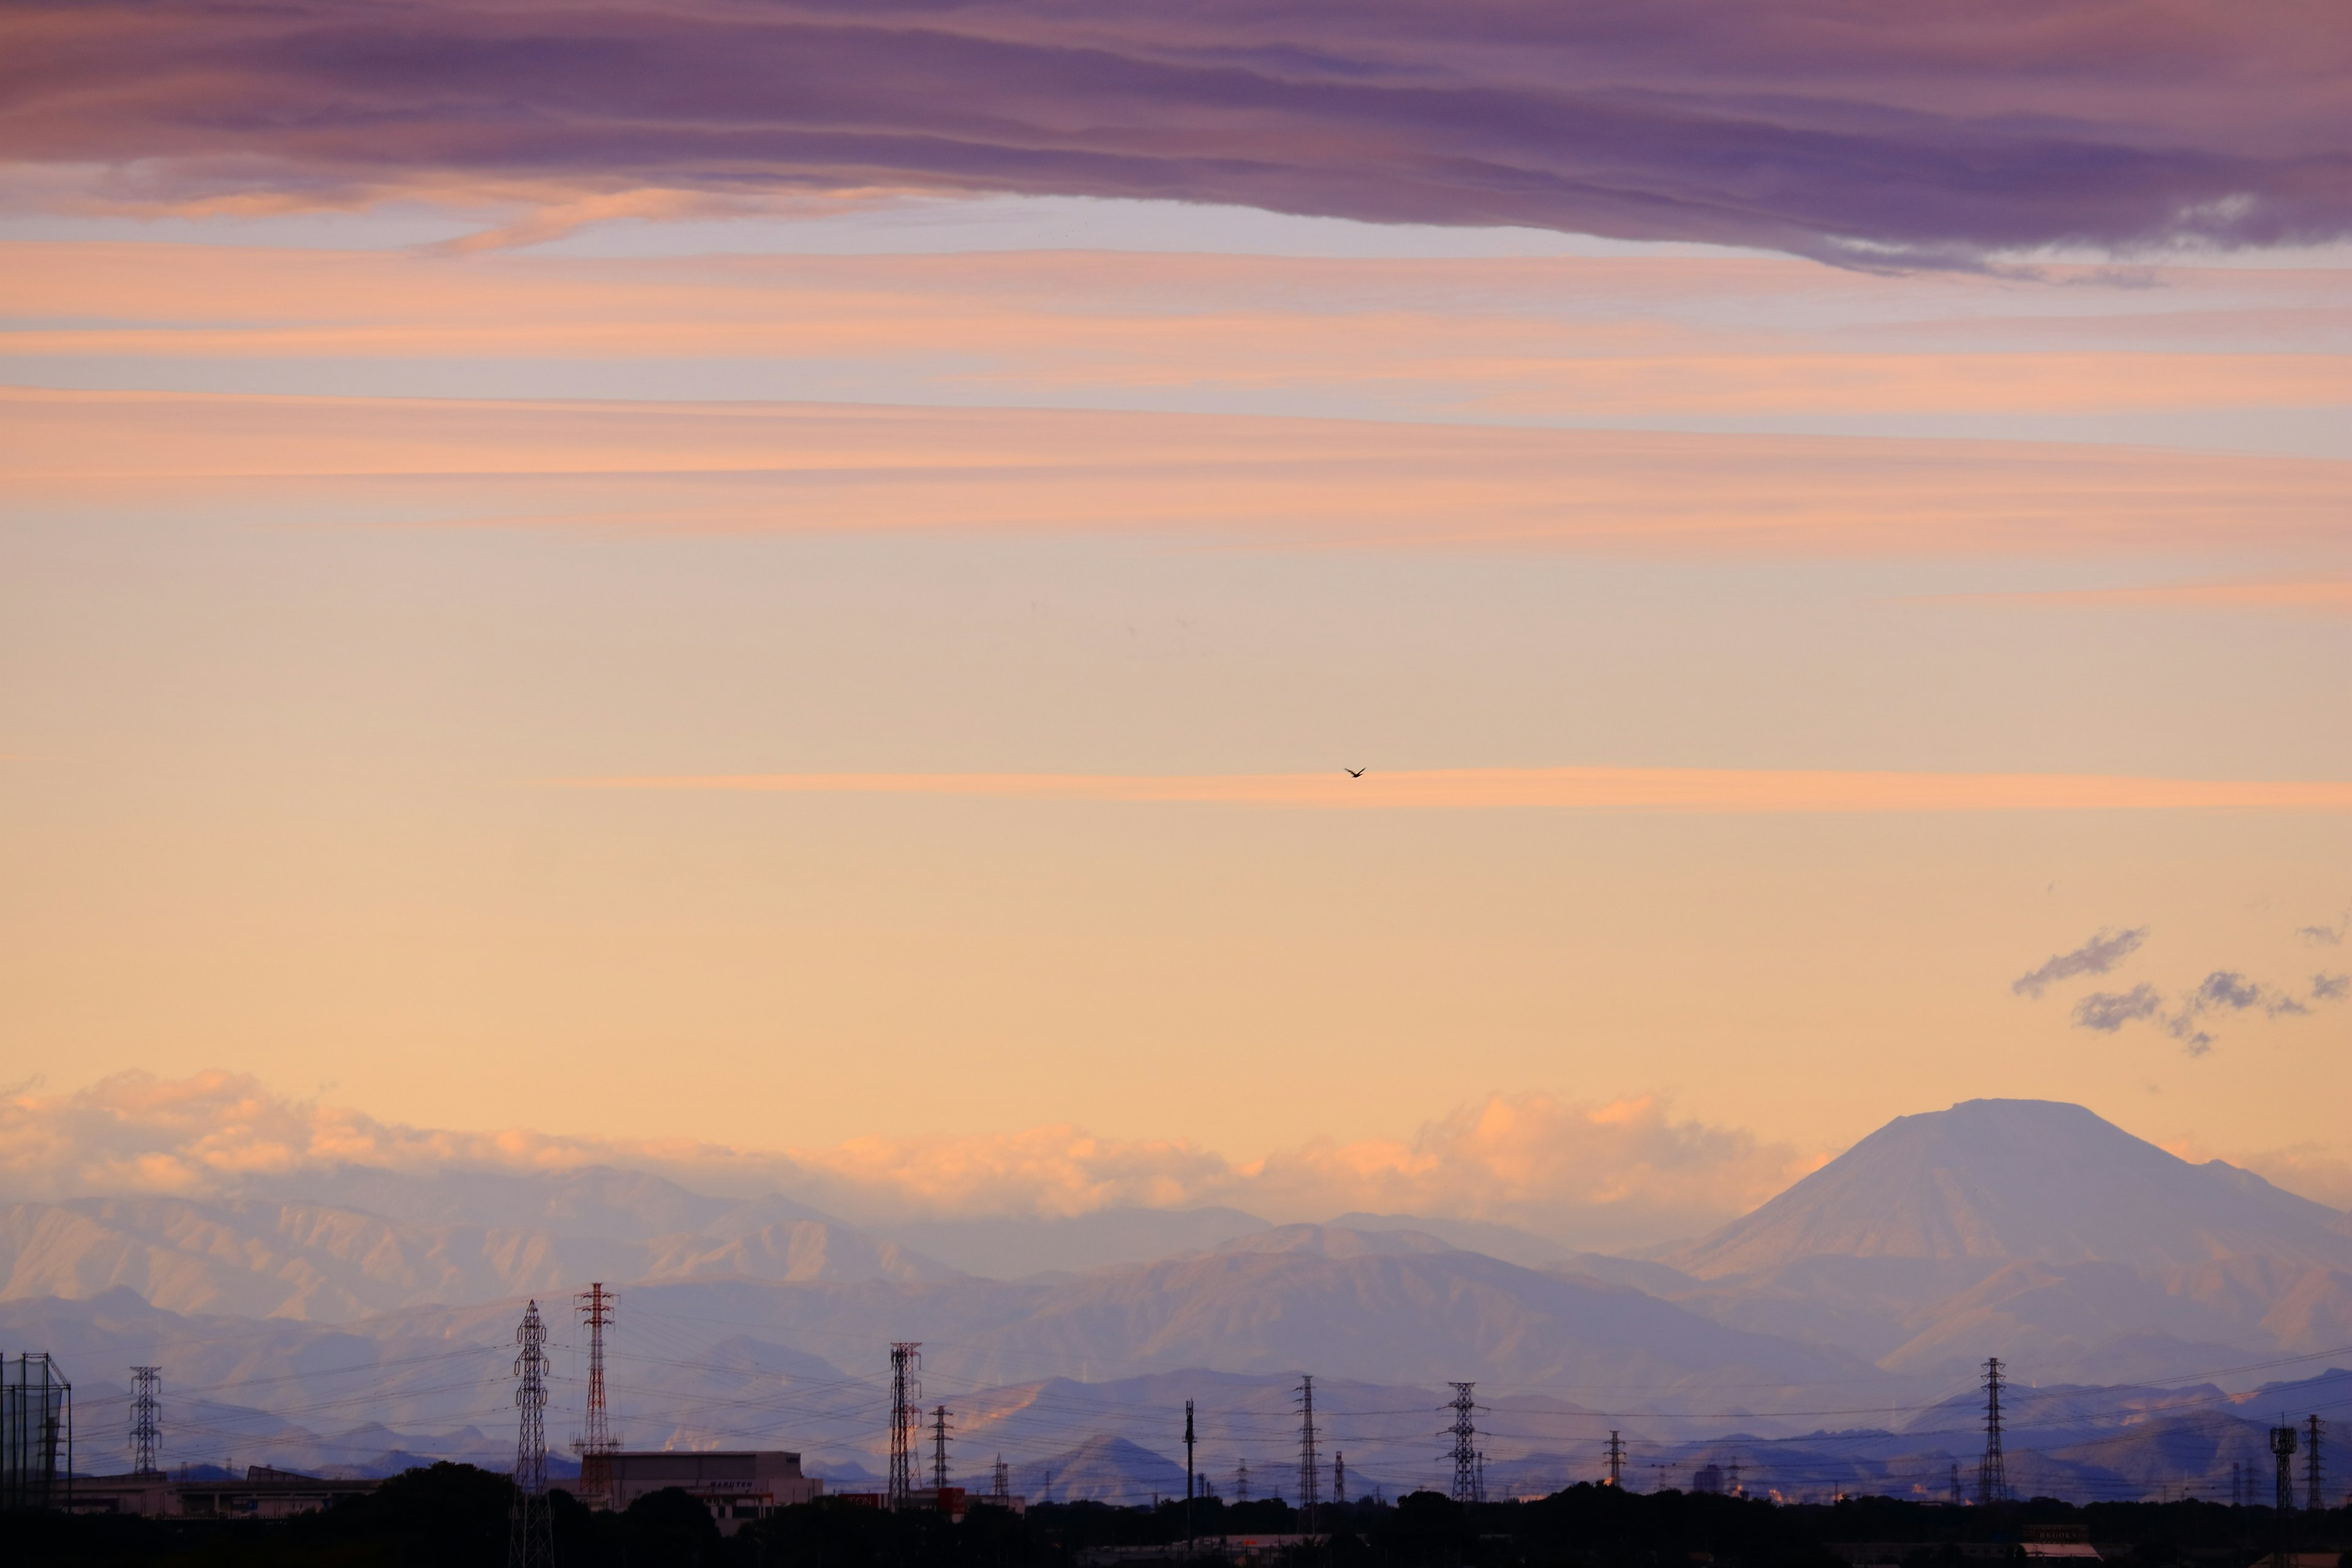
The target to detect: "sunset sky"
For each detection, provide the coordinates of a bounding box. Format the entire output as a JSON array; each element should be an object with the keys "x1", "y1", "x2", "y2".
[{"x1": 2, "y1": 1, "x2": 2348, "y2": 1243}]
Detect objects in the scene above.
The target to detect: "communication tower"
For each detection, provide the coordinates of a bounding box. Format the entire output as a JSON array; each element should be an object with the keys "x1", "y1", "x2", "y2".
[
  {"x1": 1605, "y1": 1431, "x2": 1625, "y2": 1489},
  {"x1": 2305, "y1": 1416, "x2": 2324, "y2": 1513},
  {"x1": 2272, "y1": 1422, "x2": 2299, "y2": 1513},
  {"x1": 932, "y1": 1404, "x2": 952, "y2": 1496}
]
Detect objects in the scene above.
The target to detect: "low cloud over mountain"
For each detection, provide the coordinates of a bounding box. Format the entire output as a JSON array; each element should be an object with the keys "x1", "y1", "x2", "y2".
[{"x1": 0, "y1": 1071, "x2": 1811, "y2": 1252}]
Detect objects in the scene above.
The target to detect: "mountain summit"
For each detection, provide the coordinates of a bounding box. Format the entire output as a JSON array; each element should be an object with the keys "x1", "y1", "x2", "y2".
[{"x1": 1667, "y1": 1099, "x2": 2350, "y2": 1278}]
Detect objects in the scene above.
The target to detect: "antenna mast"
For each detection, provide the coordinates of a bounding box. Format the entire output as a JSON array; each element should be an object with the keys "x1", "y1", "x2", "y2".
[{"x1": 2272, "y1": 1422, "x2": 2299, "y2": 1513}]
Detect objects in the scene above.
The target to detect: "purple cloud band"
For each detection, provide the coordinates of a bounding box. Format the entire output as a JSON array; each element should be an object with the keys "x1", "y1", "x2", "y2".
[{"x1": 4, "y1": 1, "x2": 2347, "y2": 262}]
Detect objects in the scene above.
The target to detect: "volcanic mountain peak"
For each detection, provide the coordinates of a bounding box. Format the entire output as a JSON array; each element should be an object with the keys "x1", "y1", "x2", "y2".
[{"x1": 1665, "y1": 1099, "x2": 2350, "y2": 1280}]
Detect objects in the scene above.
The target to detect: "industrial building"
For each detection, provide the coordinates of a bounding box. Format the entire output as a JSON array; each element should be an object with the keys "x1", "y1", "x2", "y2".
[
  {"x1": 604, "y1": 1449, "x2": 824, "y2": 1534},
  {"x1": 71, "y1": 1465, "x2": 379, "y2": 1518}
]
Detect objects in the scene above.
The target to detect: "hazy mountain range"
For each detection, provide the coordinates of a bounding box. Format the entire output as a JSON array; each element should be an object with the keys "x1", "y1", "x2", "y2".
[{"x1": 6, "y1": 1099, "x2": 2350, "y2": 1501}]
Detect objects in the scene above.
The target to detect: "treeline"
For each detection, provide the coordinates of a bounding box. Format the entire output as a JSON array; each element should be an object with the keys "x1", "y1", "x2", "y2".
[{"x1": 9, "y1": 1462, "x2": 2348, "y2": 1568}]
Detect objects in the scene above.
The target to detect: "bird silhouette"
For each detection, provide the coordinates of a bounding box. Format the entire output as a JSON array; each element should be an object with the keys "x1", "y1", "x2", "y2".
[{"x1": 1344, "y1": 767, "x2": 1365, "y2": 778}]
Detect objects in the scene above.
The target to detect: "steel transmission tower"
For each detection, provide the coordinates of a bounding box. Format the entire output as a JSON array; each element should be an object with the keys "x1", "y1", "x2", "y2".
[
  {"x1": 1447, "y1": 1383, "x2": 1482, "y2": 1504},
  {"x1": 2272, "y1": 1422, "x2": 2299, "y2": 1512},
  {"x1": 1295, "y1": 1375, "x2": 1321, "y2": 1528},
  {"x1": 1976, "y1": 1357, "x2": 2007, "y2": 1507},
  {"x1": 2306, "y1": 1416, "x2": 2324, "y2": 1513},
  {"x1": 575, "y1": 1283, "x2": 617, "y2": 1509},
  {"x1": 888, "y1": 1343, "x2": 922, "y2": 1509},
  {"x1": 509, "y1": 1300, "x2": 555, "y2": 1568},
  {"x1": 1605, "y1": 1431, "x2": 1625, "y2": 1489},
  {"x1": 129, "y1": 1366, "x2": 160, "y2": 1478},
  {"x1": 931, "y1": 1405, "x2": 952, "y2": 1496},
  {"x1": 1333, "y1": 1450, "x2": 1346, "y2": 1507},
  {"x1": 991, "y1": 1455, "x2": 1010, "y2": 1505},
  {"x1": 1236, "y1": 1458, "x2": 1249, "y2": 1502}
]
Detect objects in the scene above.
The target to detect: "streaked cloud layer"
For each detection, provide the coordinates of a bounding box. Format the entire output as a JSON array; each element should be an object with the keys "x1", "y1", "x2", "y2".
[
  {"x1": 573, "y1": 767, "x2": 2352, "y2": 813},
  {"x1": 9, "y1": 388, "x2": 2348, "y2": 558},
  {"x1": 6, "y1": 2, "x2": 2348, "y2": 263}
]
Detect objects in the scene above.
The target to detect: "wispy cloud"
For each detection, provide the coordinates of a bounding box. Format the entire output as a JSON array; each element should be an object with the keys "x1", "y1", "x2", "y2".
[
  {"x1": 569, "y1": 768, "x2": 2352, "y2": 813},
  {"x1": 1954, "y1": 579, "x2": 2352, "y2": 616},
  {"x1": 2300, "y1": 913, "x2": 2350, "y2": 946},
  {"x1": 2070, "y1": 969, "x2": 2345, "y2": 1057},
  {"x1": 0, "y1": 1072, "x2": 1815, "y2": 1248},
  {"x1": 2013, "y1": 926, "x2": 2147, "y2": 998},
  {"x1": 2072, "y1": 984, "x2": 2166, "y2": 1034},
  {"x1": 4, "y1": 2, "x2": 2346, "y2": 265},
  {"x1": 11, "y1": 388, "x2": 2348, "y2": 560}
]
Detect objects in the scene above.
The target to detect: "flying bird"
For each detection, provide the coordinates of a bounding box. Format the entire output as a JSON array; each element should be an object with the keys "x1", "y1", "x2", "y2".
[{"x1": 1345, "y1": 767, "x2": 1365, "y2": 778}]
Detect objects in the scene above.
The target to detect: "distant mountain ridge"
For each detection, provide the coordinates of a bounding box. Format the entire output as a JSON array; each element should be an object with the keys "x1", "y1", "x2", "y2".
[
  {"x1": 0, "y1": 1184, "x2": 958, "y2": 1321},
  {"x1": 8, "y1": 1097, "x2": 2351, "y2": 1423}
]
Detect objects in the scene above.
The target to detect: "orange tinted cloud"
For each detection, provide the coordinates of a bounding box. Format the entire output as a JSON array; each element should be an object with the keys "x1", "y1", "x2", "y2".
[
  {"x1": 568, "y1": 767, "x2": 2352, "y2": 812},
  {"x1": 2, "y1": 1071, "x2": 1805, "y2": 1243},
  {"x1": 1981, "y1": 578, "x2": 2352, "y2": 613},
  {"x1": 5, "y1": 243, "x2": 2348, "y2": 420},
  {"x1": 6, "y1": 387, "x2": 2346, "y2": 557}
]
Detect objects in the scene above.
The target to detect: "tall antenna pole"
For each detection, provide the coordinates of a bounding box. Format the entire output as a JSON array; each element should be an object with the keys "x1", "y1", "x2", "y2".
[
  {"x1": 2272, "y1": 1422, "x2": 2299, "y2": 1513},
  {"x1": 1295, "y1": 1375, "x2": 1320, "y2": 1529},
  {"x1": 1977, "y1": 1357, "x2": 2007, "y2": 1507},
  {"x1": 932, "y1": 1404, "x2": 952, "y2": 1498},
  {"x1": 1447, "y1": 1384, "x2": 1481, "y2": 1504},
  {"x1": 888, "y1": 1343, "x2": 922, "y2": 1510},
  {"x1": 509, "y1": 1300, "x2": 554, "y2": 1568},
  {"x1": 1606, "y1": 1431, "x2": 1624, "y2": 1490},
  {"x1": 2306, "y1": 1416, "x2": 2324, "y2": 1513},
  {"x1": 129, "y1": 1366, "x2": 160, "y2": 1479},
  {"x1": 1333, "y1": 1450, "x2": 1346, "y2": 1509},
  {"x1": 576, "y1": 1283, "x2": 617, "y2": 1509},
  {"x1": 1184, "y1": 1399, "x2": 1196, "y2": 1554}
]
